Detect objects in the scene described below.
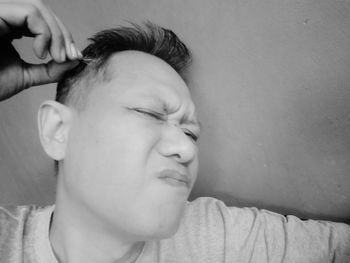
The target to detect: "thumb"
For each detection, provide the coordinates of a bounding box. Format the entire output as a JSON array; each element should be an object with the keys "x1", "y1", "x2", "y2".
[{"x1": 24, "y1": 59, "x2": 80, "y2": 87}]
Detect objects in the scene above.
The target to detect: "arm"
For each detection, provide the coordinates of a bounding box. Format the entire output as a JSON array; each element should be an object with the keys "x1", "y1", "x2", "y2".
[
  {"x1": 184, "y1": 197, "x2": 350, "y2": 263},
  {"x1": 230, "y1": 206, "x2": 350, "y2": 262},
  {"x1": 0, "y1": 0, "x2": 82, "y2": 101}
]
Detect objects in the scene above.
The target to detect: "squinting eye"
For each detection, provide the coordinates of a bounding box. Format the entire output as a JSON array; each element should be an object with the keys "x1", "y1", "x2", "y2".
[
  {"x1": 184, "y1": 129, "x2": 198, "y2": 142},
  {"x1": 133, "y1": 108, "x2": 165, "y2": 121}
]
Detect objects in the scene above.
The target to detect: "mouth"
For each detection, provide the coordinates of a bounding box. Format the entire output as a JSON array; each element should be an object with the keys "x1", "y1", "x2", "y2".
[{"x1": 158, "y1": 169, "x2": 190, "y2": 189}]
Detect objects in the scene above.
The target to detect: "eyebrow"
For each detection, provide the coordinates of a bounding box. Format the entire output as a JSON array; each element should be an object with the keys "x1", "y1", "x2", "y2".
[
  {"x1": 181, "y1": 116, "x2": 202, "y2": 130},
  {"x1": 139, "y1": 95, "x2": 201, "y2": 129}
]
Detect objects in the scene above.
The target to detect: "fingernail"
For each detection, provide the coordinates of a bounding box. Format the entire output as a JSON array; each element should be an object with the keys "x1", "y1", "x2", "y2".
[
  {"x1": 60, "y1": 49, "x2": 66, "y2": 62},
  {"x1": 41, "y1": 49, "x2": 48, "y2": 59},
  {"x1": 75, "y1": 46, "x2": 83, "y2": 59},
  {"x1": 70, "y1": 43, "x2": 77, "y2": 59}
]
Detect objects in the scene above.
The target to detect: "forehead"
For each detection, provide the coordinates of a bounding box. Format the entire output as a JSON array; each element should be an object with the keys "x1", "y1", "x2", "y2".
[
  {"x1": 105, "y1": 51, "x2": 188, "y2": 93},
  {"x1": 87, "y1": 51, "x2": 196, "y2": 115}
]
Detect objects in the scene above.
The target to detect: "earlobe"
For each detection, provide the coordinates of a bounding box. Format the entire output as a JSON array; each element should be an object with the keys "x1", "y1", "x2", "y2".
[{"x1": 37, "y1": 100, "x2": 73, "y2": 161}]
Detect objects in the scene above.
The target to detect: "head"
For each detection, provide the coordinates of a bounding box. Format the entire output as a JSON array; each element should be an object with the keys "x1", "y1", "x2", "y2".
[{"x1": 38, "y1": 23, "x2": 200, "y2": 241}]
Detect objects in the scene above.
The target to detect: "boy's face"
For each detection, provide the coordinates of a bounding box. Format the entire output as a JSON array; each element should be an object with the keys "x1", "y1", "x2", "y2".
[{"x1": 62, "y1": 51, "x2": 200, "y2": 241}]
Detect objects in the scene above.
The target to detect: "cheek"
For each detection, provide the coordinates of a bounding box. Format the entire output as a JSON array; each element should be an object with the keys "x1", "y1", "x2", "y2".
[
  {"x1": 188, "y1": 146, "x2": 199, "y2": 174},
  {"x1": 64, "y1": 114, "x2": 161, "y2": 200}
]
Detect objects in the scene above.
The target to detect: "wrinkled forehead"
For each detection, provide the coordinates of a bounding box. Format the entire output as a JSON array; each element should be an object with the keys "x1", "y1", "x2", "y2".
[
  {"x1": 105, "y1": 51, "x2": 188, "y2": 86},
  {"x1": 101, "y1": 50, "x2": 195, "y2": 106}
]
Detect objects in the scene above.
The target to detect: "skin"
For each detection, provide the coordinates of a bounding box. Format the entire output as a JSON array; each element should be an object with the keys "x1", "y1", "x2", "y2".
[
  {"x1": 0, "y1": 0, "x2": 82, "y2": 101},
  {"x1": 47, "y1": 51, "x2": 201, "y2": 262},
  {"x1": 0, "y1": 1, "x2": 201, "y2": 261}
]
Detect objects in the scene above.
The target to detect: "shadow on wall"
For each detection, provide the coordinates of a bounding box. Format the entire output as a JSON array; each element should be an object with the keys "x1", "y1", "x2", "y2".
[
  {"x1": 288, "y1": 74, "x2": 350, "y2": 223},
  {"x1": 190, "y1": 64, "x2": 350, "y2": 224}
]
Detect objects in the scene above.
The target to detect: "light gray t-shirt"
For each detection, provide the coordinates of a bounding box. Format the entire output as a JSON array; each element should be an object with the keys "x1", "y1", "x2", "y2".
[{"x1": 0, "y1": 197, "x2": 349, "y2": 262}]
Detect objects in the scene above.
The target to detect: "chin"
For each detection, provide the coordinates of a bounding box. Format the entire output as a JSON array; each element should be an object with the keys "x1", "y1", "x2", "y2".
[
  {"x1": 150, "y1": 219, "x2": 182, "y2": 240},
  {"x1": 158, "y1": 208, "x2": 187, "y2": 239},
  {"x1": 132, "y1": 196, "x2": 187, "y2": 240},
  {"x1": 137, "y1": 211, "x2": 183, "y2": 241}
]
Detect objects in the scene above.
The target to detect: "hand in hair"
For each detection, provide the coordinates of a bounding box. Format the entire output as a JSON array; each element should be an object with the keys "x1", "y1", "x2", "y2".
[{"x1": 0, "y1": 0, "x2": 82, "y2": 101}]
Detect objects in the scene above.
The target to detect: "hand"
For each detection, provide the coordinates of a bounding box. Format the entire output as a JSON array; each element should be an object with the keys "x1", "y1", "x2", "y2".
[{"x1": 0, "y1": 0, "x2": 82, "y2": 101}]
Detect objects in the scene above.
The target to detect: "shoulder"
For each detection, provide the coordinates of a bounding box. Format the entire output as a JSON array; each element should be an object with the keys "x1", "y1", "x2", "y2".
[
  {"x1": 163, "y1": 197, "x2": 259, "y2": 260},
  {"x1": 0, "y1": 205, "x2": 53, "y2": 262},
  {"x1": 184, "y1": 197, "x2": 350, "y2": 262},
  {"x1": 0, "y1": 205, "x2": 49, "y2": 229},
  {"x1": 184, "y1": 196, "x2": 260, "y2": 224},
  {"x1": 0, "y1": 205, "x2": 36, "y2": 232},
  {"x1": 181, "y1": 197, "x2": 256, "y2": 242},
  {"x1": 0, "y1": 205, "x2": 46, "y2": 242}
]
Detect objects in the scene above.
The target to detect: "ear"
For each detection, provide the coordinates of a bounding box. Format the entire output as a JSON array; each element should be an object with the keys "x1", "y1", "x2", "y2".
[{"x1": 37, "y1": 100, "x2": 74, "y2": 161}]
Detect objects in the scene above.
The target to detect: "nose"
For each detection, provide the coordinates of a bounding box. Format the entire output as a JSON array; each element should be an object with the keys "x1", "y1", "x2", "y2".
[{"x1": 157, "y1": 125, "x2": 197, "y2": 165}]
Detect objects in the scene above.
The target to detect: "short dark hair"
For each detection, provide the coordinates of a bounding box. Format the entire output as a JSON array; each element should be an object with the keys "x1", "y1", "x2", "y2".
[
  {"x1": 56, "y1": 22, "x2": 192, "y2": 107},
  {"x1": 54, "y1": 22, "x2": 192, "y2": 173}
]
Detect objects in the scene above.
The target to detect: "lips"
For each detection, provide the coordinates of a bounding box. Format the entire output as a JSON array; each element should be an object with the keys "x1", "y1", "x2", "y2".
[{"x1": 158, "y1": 169, "x2": 190, "y2": 188}]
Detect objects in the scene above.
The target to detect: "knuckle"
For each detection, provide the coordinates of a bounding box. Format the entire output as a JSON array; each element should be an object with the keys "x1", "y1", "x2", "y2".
[{"x1": 22, "y1": 67, "x2": 34, "y2": 88}]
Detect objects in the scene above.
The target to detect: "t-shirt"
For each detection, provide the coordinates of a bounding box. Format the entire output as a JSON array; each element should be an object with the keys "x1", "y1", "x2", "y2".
[{"x1": 0, "y1": 197, "x2": 349, "y2": 263}]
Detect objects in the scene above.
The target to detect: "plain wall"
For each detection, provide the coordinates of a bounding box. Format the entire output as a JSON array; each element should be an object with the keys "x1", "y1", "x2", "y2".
[{"x1": 0, "y1": 0, "x2": 349, "y2": 222}]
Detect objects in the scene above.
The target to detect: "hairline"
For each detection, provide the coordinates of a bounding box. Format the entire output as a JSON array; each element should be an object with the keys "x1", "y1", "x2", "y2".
[{"x1": 64, "y1": 50, "x2": 190, "y2": 111}]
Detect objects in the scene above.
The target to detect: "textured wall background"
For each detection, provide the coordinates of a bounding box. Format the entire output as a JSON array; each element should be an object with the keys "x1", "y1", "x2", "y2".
[{"x1": 0, "y1": 0, "x2": 349, "y2": 222}]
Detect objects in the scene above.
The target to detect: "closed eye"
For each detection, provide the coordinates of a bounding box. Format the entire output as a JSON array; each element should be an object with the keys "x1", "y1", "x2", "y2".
[
  {"x1": 132, "y1": 108, "x2": 165, "y2": 121},
  {"x1": 183, "y1": 129, "x2": 199, "y2": 142}
]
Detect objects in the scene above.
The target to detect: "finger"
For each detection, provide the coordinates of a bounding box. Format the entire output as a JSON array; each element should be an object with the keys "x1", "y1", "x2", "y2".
[
  {"x1": 28, "y1": 0, "x2": 66, "y2": 62},
  {"x1": 0, "y1": 3, "x2": 52, "y2": 58},
  {"x1": 0, "y1": 17, "x2": 10, "y2": 37},
  {"x1": 0, "y1": 3, "x2": 35, "y2": 27},
  {"x1": 24, "y1": 59, "x2": 80, "y2": 87},
  {"x1": 33, "y1": 33, "x2": 50, "y2": 59},
  {"x1": 52, "y1": 14, "x2": 78, "y2": 60},
  {"x1": 54, "y1": 14, "x2": 82, "y2": 59},
  {"x1": 28, "y1": 9, "x2": 51, "y2": 59}
]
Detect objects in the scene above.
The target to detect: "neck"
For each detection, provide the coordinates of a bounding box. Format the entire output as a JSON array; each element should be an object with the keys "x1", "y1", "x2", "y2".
[{"x1": 49, "y1": 187, "x2": 145, "y2": 263}]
